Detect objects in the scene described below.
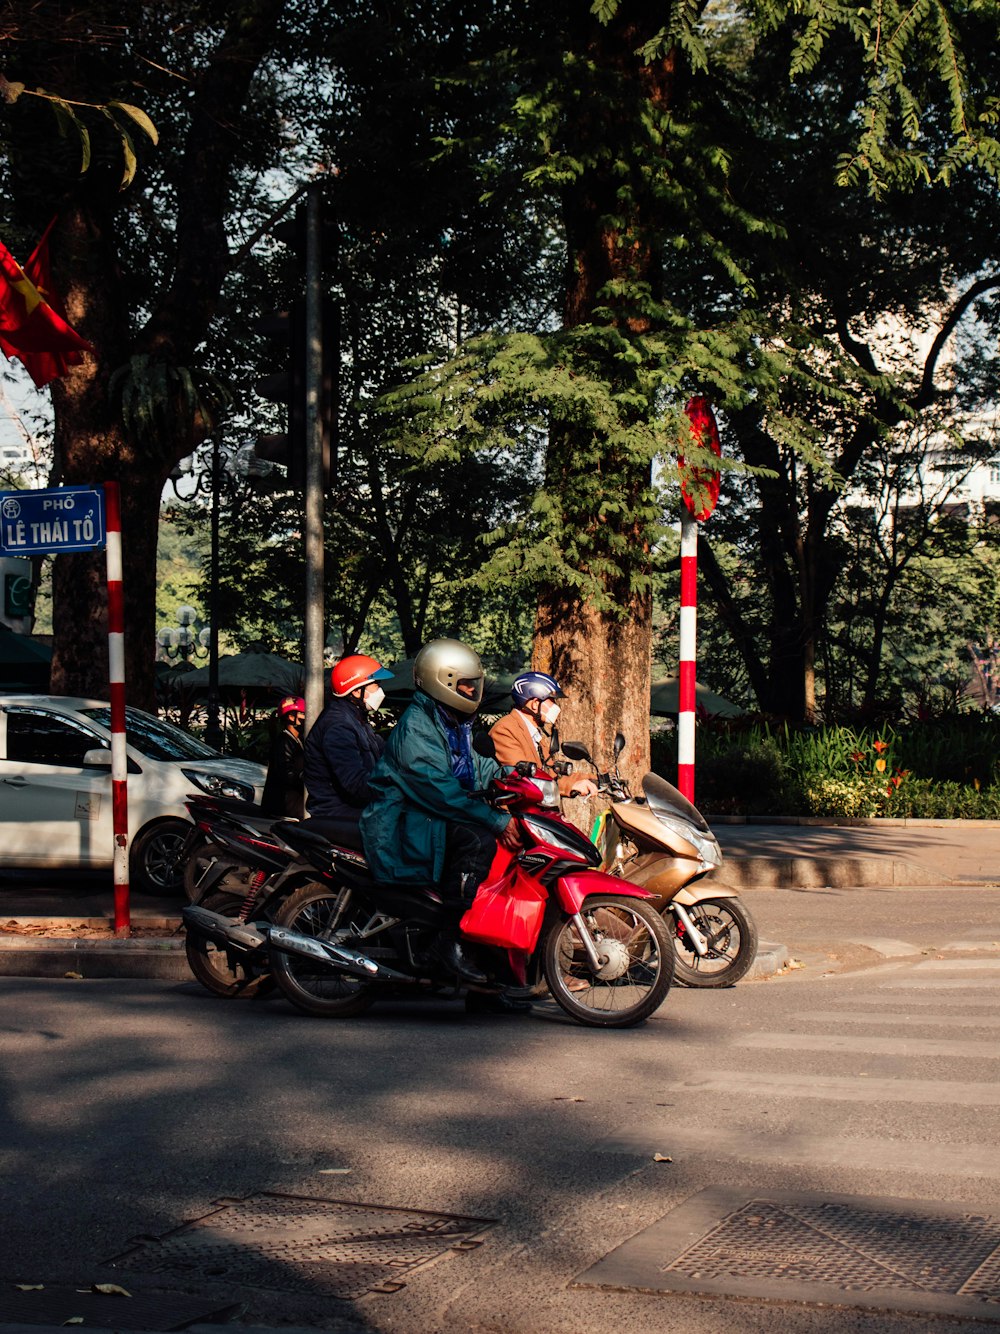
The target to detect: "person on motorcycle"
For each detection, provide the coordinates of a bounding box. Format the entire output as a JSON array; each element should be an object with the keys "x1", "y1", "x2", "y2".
[
  {"x1": 360, "y1": 637, "x2": 523, "y2": 999},
  {"x1": 302, "y1": 654, "x2": 394, "y2": 835},
  {"x1": 489, "y1": 671, "x2": 599, "y2": 799},
  {"x1": 261, "y1": 695, "x2": 307, "y2": 819}
]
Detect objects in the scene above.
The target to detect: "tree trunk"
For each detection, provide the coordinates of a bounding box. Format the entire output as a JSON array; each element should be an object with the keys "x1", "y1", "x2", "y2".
[{"x1": 533, "y1": 3, "x2": 677, "y2": 785}]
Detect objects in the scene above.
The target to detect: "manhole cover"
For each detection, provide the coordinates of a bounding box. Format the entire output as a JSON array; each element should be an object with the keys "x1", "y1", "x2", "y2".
[
  {"x1": 574, "y1": 1189, "x2": 1000, "y2": 1322},
  {"x1": 106, "y1": 1192, "x2": 493, "y2": 1300}
]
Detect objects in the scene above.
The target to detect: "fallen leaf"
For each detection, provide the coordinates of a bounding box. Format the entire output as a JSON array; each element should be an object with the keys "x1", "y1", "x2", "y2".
[
  {"x1": 653, "y1": 1153, "x2": 673, "y2": 1163},
  {"x1": 15, "y1": 1284, "x2": 44, "y2": 1291},
  {"x1": 317, "y1": 1168, "x2": 351, "y2": 1175},
  {"x1": 63, "y1": 972, "x2": 83, "y2": 980},
  {"x1": 91, "y1": 1284, "x2": 131, "y2": 1297},
  {"x1": 63, "y1": 1319, "x2": 84, "y2": 1326}
]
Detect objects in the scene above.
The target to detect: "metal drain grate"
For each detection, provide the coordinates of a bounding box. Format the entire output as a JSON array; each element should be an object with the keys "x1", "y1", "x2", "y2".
[
  {"x1": 106, "y1": 1192, "x2": 493, "y2": 1300},
  {"x1": 574, "y1": 1189, "x2": 1000, "y2": 1322}
]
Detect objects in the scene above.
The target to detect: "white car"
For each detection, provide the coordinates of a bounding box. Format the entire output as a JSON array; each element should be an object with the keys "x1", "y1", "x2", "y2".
[{"x1": 0, "y1": 695, "x2": 267, "y2": 893}]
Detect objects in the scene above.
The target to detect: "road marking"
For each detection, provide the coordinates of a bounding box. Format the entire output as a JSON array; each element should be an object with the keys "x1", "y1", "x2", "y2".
[
  {"x1": 737, "y1": 1032, "x2": 1000, "y2": 1058},
  {"x1": 838, "y1": 992, "x2": 999, "y2": 1008},
  {"x1": 795, "y1": 1010, "x2": 1000, "y2": 1029},
  {"x1": 675, "y1": 1072, "x2": 1000, "y2": 1105},
  {"x1": 592, "y1": 1124, "x2": 1000, "y2": 1178}
]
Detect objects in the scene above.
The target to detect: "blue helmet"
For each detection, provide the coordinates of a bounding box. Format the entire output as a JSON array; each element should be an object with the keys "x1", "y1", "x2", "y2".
[{"x1": 512, "y1": 670, "x2": 565, "y2": 705}]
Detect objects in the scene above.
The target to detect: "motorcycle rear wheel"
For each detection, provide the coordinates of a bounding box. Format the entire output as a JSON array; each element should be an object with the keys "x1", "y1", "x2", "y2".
[
  {"x1": 671, "y1": 896, "x2": 758, "y2": 988},
  {"x1": 543, "y1": 896, "x2": 674, "y2": 1028},
  {"x1": 270, "y1": 882, "x2": 378, "y2": 1018},
  {"x1": 184, "y1": 892, "x2": 275, "y2": 999}
]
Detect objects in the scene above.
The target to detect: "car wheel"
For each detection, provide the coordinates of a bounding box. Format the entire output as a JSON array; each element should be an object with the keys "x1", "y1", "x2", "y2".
[{"x1": 131, "y1": 818, "x2": 191, "y2": 895}]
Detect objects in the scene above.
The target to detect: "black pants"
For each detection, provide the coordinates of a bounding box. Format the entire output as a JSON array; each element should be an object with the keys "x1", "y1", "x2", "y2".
[{"x1": 440, "y1": 822, "x2": 498, "y2": 913}]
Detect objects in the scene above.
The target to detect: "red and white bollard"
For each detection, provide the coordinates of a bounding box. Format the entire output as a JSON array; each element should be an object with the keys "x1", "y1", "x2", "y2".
[
  {"x1": 104, "y1": 481, "x2": 130, "y2": 937},
  {"x1": 677, "y1": 397, "x2": 722, "y2": 805}
]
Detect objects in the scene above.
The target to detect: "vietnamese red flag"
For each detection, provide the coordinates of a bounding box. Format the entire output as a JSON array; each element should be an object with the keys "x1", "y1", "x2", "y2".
[{"x1": 0, "y1": 225, "x2": 92, "y2": 389}]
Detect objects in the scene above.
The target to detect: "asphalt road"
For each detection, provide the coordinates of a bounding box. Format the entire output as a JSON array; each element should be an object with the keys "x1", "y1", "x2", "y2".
[{"x1": 2, "y1": 890, "x2": 1000, "y2": 1334}]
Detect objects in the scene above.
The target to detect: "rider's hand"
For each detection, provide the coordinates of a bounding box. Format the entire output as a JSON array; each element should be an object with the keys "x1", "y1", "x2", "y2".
[
  {"x1": 497, "y1": 818, "x2": 522, "y2": 851},
  {"x1": 569, "y1": 778, "x2": 599, "y2": 797}
]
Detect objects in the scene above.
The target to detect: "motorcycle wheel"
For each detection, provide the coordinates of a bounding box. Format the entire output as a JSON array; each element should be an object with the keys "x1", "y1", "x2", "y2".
[
  {"x1": 184, "y1": 892, "x2": 275, "y2": 999},
  {"x1": 542, "y1": 895, "x2": 674, "y2": 1028},
  {"x1": 671, "y1": 896, "x2": 759, "y2": 988},
  {"x1": 270, "y1": 882, "x2": 378, "y2": 1018}
]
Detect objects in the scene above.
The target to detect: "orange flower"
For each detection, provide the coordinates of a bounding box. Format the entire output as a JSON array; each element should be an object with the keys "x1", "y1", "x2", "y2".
[
  {"x1": 872, "y1": 739, "x2": 888, "y2": 754},
  {"x1": 850, "y1": 751, "x2": 865, "y2": 763},
  {"x1": 875, "y1": 758, "x2": 887, "y2": 772}
]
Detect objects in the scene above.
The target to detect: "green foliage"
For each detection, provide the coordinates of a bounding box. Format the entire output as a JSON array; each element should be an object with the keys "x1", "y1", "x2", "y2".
[{"x1": 657, "y1": 715, "x2": 1000, "y2": 817}]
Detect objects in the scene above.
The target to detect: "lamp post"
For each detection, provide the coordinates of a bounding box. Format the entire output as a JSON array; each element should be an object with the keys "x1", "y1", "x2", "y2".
[
  {"x1": 156, "y1": 605, "x2": 211, "y2": 664},
  {"x1": 167, "y1": 441, "x2": 272, "y2": 752}
]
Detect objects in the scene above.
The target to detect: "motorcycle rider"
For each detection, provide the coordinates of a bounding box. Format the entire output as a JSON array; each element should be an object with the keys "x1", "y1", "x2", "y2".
[
  {"x1": 489, "y1": 670, "x2": 599, "y2": 799},
  {"x1": 360, "y1": 637, "x2": 522, "y2": 994},
  {"x1": 302, "y1": 654, "x2": 394, "y2": 837},
  {"x1": 261, "y1": 695, "x2": 307, "y2": 819}
]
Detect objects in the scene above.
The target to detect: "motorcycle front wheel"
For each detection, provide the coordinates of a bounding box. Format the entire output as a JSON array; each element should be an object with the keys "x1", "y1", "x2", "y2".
[
  {"x1": 543, "y1": 896, "x2": 674, "y2": 1028},
  {"x1": 671, "y1": 896, "x2": 758, "y2": 988},
  {"x1": 270, "y1": 882, "x2": 378, "y2": 1018},
  {"x1": 184, "y1": 892, "x2": 275, "y2": 999}
]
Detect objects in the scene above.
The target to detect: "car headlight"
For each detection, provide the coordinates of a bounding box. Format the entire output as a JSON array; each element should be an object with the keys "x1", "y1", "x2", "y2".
[{"x1": 182, "y1": 768, "x2": 255, "y2": 802}]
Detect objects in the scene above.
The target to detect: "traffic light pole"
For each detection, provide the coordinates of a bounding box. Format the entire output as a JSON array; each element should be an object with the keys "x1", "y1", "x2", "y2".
[{"x1": 303, "y1": 183, "x2": 326, "y2": 728}]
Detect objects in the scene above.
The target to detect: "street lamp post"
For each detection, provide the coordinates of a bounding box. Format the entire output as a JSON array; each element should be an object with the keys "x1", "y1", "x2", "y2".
[{"x1": 167, "y1": 440, "x2": 271, "y2": 752}]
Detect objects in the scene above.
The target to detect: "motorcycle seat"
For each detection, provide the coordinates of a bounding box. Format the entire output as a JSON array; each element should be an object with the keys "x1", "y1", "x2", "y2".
[{"x1": 297, "y1": 817, "x2": 365, "y2": 851}]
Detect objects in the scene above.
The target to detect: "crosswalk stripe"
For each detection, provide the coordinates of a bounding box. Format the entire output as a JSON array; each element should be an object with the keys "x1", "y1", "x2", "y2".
[
  {"x1": 737, "y1": 1032, "x2": 1000, "y2": 1058},
  {"x1": 793, "y1": 1010, "x2": 1000, "y2": 1029},
  {"x1": 675, "y1": 1072, "x2": 1000, "y2": 1104},
  {"x1": 592, "y1": 1125, "x2": 1000, "y2": 1178}
]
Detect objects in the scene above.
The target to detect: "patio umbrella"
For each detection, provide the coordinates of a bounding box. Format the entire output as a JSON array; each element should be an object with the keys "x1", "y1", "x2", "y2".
[
  {"x1": 0, "y1": 626, "x2": 51, "y2": 691},
  {"x1": 179, "y1": 652, "x2": 304, "y2": 695},
  {"x1": 650, "y1": 677, "x2": 745, "y2": 717}
]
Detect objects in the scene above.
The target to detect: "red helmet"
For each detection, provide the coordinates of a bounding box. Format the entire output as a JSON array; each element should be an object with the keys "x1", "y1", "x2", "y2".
[
  {"x1": 331, "y1": 654, "x2": 393, "y2": 698},
  {"x1": 279, "y1": 696, "x2": 306, "y2": 716}
]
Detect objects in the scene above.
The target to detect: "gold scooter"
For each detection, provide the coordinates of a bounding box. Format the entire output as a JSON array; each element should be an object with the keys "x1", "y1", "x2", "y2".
[{"x1": 556, "y1": 735, "x2": 758, "y2": 987}]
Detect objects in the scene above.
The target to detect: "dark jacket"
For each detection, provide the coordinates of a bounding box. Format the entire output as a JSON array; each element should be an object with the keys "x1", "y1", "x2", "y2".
[
  {"x1": 303, "y1": 694, "x2": 385, "y2": 820},
  {"x1": 360, "y1": 689, "x2": 508, "y2": 885},
  {"x1": 261, "y1": 725, "x2": 305, "y2": 819}
]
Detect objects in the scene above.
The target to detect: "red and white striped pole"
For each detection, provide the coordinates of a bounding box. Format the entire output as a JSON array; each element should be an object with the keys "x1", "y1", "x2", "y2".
[
  {"x1": 678, "y1": 397, "x2": 722, "y2": 805},
  {"x1": 104, "y1": 481, "x2": 130, "y2": 937},
  {"x1": 677, "y1": 507, "x2": 698, "y2": 802}
]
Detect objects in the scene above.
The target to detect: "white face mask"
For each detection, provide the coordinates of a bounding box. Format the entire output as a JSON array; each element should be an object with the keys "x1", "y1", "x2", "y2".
[
  {"x1": 541, "y1": 700, "x2": 561, "y2": 725},
  {"x1": 365, "y1": 685, "x2": 385, "y2": 712}
]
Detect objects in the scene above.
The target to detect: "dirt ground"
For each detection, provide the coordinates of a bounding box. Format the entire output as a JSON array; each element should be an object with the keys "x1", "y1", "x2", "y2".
[{"x1": 0, "y1": 919, "x2": 175, "y2": 938}]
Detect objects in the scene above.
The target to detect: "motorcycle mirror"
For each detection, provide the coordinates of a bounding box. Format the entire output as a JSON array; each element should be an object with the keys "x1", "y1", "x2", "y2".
[
  {"x1": 613, "y1": 732, "x2": 626, "y2": 759},
  {"x1": 549, "y1": 727, "x2": 560, "y2": 755},
  {"x1": 560, "y1": 740, "x2": 593, "y2": 765},
  {"x1": 472, "y1": 730, "x2": 497, "y2": 759}
]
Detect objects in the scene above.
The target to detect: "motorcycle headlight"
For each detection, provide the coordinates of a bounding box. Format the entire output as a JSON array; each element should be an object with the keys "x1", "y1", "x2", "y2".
[{"x1": 182, "y1": 768, "x2": 256, "y2": 803}]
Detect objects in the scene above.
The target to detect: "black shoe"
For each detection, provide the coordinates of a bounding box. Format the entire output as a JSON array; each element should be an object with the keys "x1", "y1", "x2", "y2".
[
  {"x1": 432, "y1": 936, "x2": 487, "y2": 986},
  {"x1": 465, "y1": 991, "x2": 533, "y2": 1015}
]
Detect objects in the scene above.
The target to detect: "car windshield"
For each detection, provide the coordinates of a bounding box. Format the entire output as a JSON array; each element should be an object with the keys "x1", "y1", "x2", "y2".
[{"x1": 80, "y1": 706, "x2": 218, "y2": 761}]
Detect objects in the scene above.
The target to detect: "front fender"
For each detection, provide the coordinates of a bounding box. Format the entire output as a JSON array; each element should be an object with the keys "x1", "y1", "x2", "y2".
[{"x1": 556, "y1": 868, "x2": 654, "y2": 916}]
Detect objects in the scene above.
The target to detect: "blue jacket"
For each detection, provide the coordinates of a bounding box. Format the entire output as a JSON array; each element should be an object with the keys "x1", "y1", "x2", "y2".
[
  {"x1": 360, "y1": 689, "x2": 509, "y2": 885},
  {"x1": 303, "y1": 695, "x2": 385, "y2": 820}
]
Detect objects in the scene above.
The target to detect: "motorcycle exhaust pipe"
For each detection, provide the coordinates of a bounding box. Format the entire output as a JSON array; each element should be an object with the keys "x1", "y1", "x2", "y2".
[
  {"x1": 266, "y1": 925, "x2": 412, "y2": 984},
  {"x1": 182, "y1": 905, "x2": 236, "y2": 949}
]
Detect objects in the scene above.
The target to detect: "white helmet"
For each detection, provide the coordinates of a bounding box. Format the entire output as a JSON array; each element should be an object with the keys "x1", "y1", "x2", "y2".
[{"x1": 413, "y1": 638, "x2": 484, "y2": 715}]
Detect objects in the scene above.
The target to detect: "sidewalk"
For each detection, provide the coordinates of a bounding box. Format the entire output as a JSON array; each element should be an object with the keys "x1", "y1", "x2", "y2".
[{"x1": 0, "y1": 819, "x2": 995, "y2": 984}]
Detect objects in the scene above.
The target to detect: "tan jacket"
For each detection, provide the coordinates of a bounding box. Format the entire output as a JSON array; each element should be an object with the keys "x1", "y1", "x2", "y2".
[{"x1": 489, "y1": 709, "x2": 578, "y2": 797}]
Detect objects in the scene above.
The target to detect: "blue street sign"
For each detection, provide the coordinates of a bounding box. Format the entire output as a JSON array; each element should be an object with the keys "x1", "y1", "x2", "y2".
[{"x1": 0, "y1": 486, "x2": 107, "y2": 555}]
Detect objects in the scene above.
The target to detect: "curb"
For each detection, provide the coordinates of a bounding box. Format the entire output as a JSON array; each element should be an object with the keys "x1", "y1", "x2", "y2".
[
  {"x1": 0, "y1": 936, "x2": 190, "y2": 980},
  {"x1": 706, "y1": 856, "x2": 951, "y2": 889},
  {"x1": 747, "y1": 939, "x2": 788, "y2": 979}
]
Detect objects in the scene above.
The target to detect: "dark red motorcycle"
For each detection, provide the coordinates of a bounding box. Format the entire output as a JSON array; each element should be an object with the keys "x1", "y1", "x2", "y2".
[{"x1": 260, "y1": 757, "x2": 675, "y2": 1028}]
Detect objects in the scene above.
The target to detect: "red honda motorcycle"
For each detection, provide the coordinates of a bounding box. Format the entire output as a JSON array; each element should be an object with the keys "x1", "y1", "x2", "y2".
[{"x1": 259, "y1": 758, "x2": 675, "y2": 1028}]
